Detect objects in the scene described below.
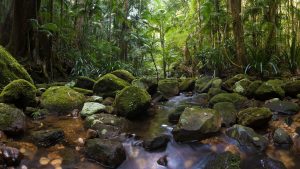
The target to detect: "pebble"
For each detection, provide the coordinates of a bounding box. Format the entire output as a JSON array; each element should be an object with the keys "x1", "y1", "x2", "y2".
[{"x1": 39, "y1": 157, "x2": 50, "y2": 165}]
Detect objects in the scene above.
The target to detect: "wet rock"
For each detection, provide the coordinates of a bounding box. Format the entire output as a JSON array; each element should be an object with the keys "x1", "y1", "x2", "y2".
[
  {"x1": 223, "y1": 74, "x2": 248, "y2": 91},
  {"x1": 172, "y1": 107, "x2": 221, "y2": 142},
  {"x1": 213, "y1": 102, "x2": 237, "y2": 127},
  {"x1": 114, "y1": 86, "x2": 151, "y2": 119},
  {"x1": 208, "y1": 88, "x2": 226, "y2": 99},
  {"x1": 0, "y1": 145, "x2": 23, "y2": 166},
  {"x1": 132, "y1": 77, "x2": 158, "y2": 95},
  {"x1": 80, "y1": 102, "x2": 106, "y2": 118},
  {"x1": 265, "y1": 101, "x2": 300, "y2": 115},
  {"x1": 245, "y1": 80, "x2": 262, "y2": 97},
  {"x1": 233, "y1": 78, "x2": 252, "y2": 96},
  {"x1": 284, "y1": 80, "x2": 300, "y2": 97},
  {"x1": 168, "y1": 105, "x2": 187, "y2": 124},
  {"x1": 237, "y1": 107, "x2": 272, "y2": 128},
  {"x1": 31, "y1": 129, "x2": 65, "y2": 147},
  {"x1": 0, "y1": 45, "x2": 33, "y2": 90},
  {"x1": 273, "y1": 128, "x2": 293, "y2": 145},
  {"x1": 254, "y1": 80, "x2": 285, "y2": 100},
  {"x1": 0, "y1": 79, "x2": 37, "y2": 109},
  {"x1": 93, "y1": 73, "x2": 130, "y2": 97},
  {"x1": 240, "y1": 155, "x2": 287, "y2": 169},
  {"x1": 0, "y1": 103, "x2": 26, "y2": 136},
  {"x1": 111, "y1": 69, "x2": 135, "y2": 83},
  {"x1": 179, "y1": 78, "x2": 195, "y2": 92},
  {"x1": 86, "y1": 129, "x2": 98, "y2": 139},
  {"x1": 158, "y1": 79, "x2": 179, "y2": 99},
  {"x1": 74, "y1": 76, "x2": 95, "y2": 90},
  {"x1": 41, "y1": 86, "x2": 85, "y2": 114},
  {"x1": 195, "y1": 76, "x2": 213, "y2": 93},
  {"x1": 226, "y1": 125, "x2": 268, "y2": 152},
  {"x1": 85, "y1": 138, "x2": 126, "y2": 168},
  {"x1": 87, "y1": 96, "x2": 103, "y2": 103},
  {"x1": 204, "y1": 152, "x2": 241, "y2": 169},
  {"x1": 157, "y1": 155, "x2": 168, "y2": 167},
  {"x1": 143, "y1": 135, "x2": 170, "y2": 151},
  {"x1": 209, "y1": 93, "x2": 247, "y2": 107}
]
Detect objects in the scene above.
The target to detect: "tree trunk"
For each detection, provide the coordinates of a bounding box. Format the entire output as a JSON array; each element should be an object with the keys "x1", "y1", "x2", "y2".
[{"x1": 230, "y1": 0, "x2": 247, "y2": 67}]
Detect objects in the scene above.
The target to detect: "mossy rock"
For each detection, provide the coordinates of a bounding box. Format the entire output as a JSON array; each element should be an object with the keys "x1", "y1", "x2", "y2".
[
  {"x1": 111, "y1": 69, "x2": 135, "y2": 83},
  {"x1": 223, "y1": 74, "x2": 248, "y2": 91},
  {"x1": 284, "y1": 80, "x2": 300, "y2": 97},
  {"x1": 0, "y1": 45, "x2": 33, "y2": 91},
  {"x1": 114, "y1": 86, "x2": 151, "y2": 119},
  {"x1": 158, "y1": 79, "x2": 179, "y2": 99},
  {"x1": 41, "y1": 86, "x2": 85, "y2": 114},
  {"x1": 0, "y1": 79, "x2": 37, "y2": 109},
  {"x1": 132, "y1": 77, "x2": 158, "y2": 95},
  {"x1": 204, "y1": 152, "x2": 241, "y2": 169},
  {"x1": 74, "y1": 76, "x2": 95, "y2": 90},
  {"x1": 73, "y1": 87, "x2": 93, "y2": 96},
  {"x1": 209, "y1": 93, "x2": 247, "y2": 107},
  {"x1": 0, "y1": 103, "x2": 26, "y2": 135},
  {"x1": 208, "y1": 88, "x2": 226, "y2": 99},
  {"x1": 213, "y1": 102, "x2": 237, "y2": 127},
  {"x1": 195, "y1": 76, "x2": 213, "y2": 93},
  {"x1": 233, "y1": 79, "x2": 252, "y2": 96},
  {"x1": 237, "y1": 107, "x2": 272, "y2": 128},
  {"x1": 245, "y1": 80, "x2": 262, "y2": 97},
  {"x1": 93, "y1": 74, "x2": 130, "y2": 97},
  {"x1": 179, "y1": 78, "x2": 195, "y2": 92},
  {"x1": 254, "y1": 80, "x2": 285, "y2": 100}
]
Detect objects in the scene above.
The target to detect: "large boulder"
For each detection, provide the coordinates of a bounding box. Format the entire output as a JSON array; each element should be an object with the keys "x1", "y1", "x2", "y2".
[
  {"x1": 0, "y1": 103, "x2": 26, "y2": 135},
  {"x1": 209, "y1": 93, "x2": 247, "y2": 107},
  {"x1": 41, "y1": 86, "x2": 85, "y2": 114},
  {"x1": 158, "y1": 79, "x2": 179, "y2": 99},
  {"x1": 223, "y1": 74, "x2": 247, "y2": 91},
  {"x1": 132, "y1": 77, "x2": 158, "y2": 95},
  {"x1": 284, "y1": 80, "x2": 300, "y2": 97},
  {"x1": 74, "y1": 76, "x2": 95, "y2": 90},
  {"x1": 226, "y1": 125, "x2": 268, "y2": 152},
  {"x1": 265, "y1": 101, "x2": 300, "y2": 115},
  {"x1": 114, "y1": 86, "x2": 151, "y2": 119},
  {"x1": 254, "y1": 80, "x2": 285, "y2": 100},
  {"x1": 85, "y1": 138, "x2": 126, "y2": 168},
  {"x1": 204, "y1": 152, "x2": 241, "y2": 169},
  {"x1": 31, "y1": 129, "x2": 65, "y2": 147},
  {"x1": 0, "y1": 45, "x2": 33, "y2": 91},
  {"x1": 237, "y1": 107, "x2": 272, "y2": 128},
  {"x1": 80, "y1": 102, "x2": 106, "y2": 118},
  {"x1": 179, "y1": 78, "x2": 195, "y2": 92},
  {"x1": 172, "y1": 107, "x2": 221, "y2": 142},
  {"x1": 111, "y1": 69, "x2": 135, "y2": 83},
  {"x1": 213, "y1": 102, "x2": 237, "y2": 127},
  {"x1": 0, "y1": 79, "x2": 36, "y2": 109},
  {"x1": 93, "y1": 74, "x2": 130, "y2": 97}
]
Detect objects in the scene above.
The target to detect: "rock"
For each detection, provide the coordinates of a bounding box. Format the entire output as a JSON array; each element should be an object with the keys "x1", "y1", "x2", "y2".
[
  {"x1": 41, "y1": 86, "x2": 85, "y2": 114},
  {"x1": 273, "y1": 128, "x2": 293, "y2": 145},
  {"x1": 245, "y1": 80, "x2": 262, "y2": 97},
  {"x1": 158, "y1": 79, "x2": 179, "y2": 99},
  {"x1": 0, "y1": 145, "x2": 23, "y2": 166},
  {"x1": 240, "y1": 155, "x2": 287, "y2": 169},
  {"x1": 74, "y1": 76, "x2": 95, "y2": 90},
  {"x1": 265, "y1": 101, "x2": 300, "y2": 115},
  {"x1": 179, "y1": 78, "x2": 195, "y2": 92},
  {"x1": 103, "y1": 97, "x2": 114, "y2": 106},
  {"x1": 0, "y1": 45, "x2": 33, "y2": 91},
  {"x1": 157, "y1": 155, "x2": 168, "y2": 167},
  {"x1": 80, "y1": 102, "x2": 106, "y2": 118},
  {"x1": 284, "y1": 80, "x2": 300, "y2": 97},
  {"x1": 86, "y1": 129, "x2": 98, "y2": 139},
  {"x1": 73, "y1": 87, "x2": 93, "y2": 96},
  {"x1": 93, "y1": 74, "x2": 130, "y2": 97},
  {"x1": 85, "y1": 138, "x2": 126, "y2": 168},
  {"x1": 254, "y1": 80, "x2": 285, "y2": 100},
  {"x1": 87, "y1": 96, "x2": 103, "y2": 103},
  {"x1": 195, "y1": 76, "x2": 213, "y2": 93},
  {"x1": 111, "y1": 69, "x2": 135, "y2": 83},
  {"x1": 209, "y1": 93, "x2": 247, "y2": 107},
  {"x1": 208, "y1": 88, "x2": 226, "y2": 99},
  {"x1": 0, "y1": 103, "x2": 26, "y2": 136},
  {"x1": 114, "y1": 86, "x2": 151, "y2": 119},
  {"x1": 132, "y1": 77, "x2": 158, "y2": 95},
  {"x1": 223, "y1": 74, "x2": 247, "y2": 91},
  {"x1": 172, "y1": 107, "x2": 221, "y2": 142},
  {"x1": 226, "y1": 125, "x2": 268, "y2": 152},
  {"x1": 168, "y1": 105, "x2": 187, "y2": 124},
  {"x1": 143, "y1": 135, "x2": 170, "y2": 151},
  {"x1": 211, "y1": 78, "x2": 223, "y2": 88},
  {"x1": 204, "y1": 152, "x2": 241, "y2": 169},
  {"x1": 237, "y1": 107, "x2": 272, "y2": 128},
  {"x1": 233, "y1": 79, "x2": 251, "y2": 96},
  {"x1": 213, "y1": 102, "x2": 237, "y2": 127},
  {"x1": 0, "y1": 79, "x2": 36, "y2": 109},
  {"x1": 31, "y1": 129, "x2": 65, "y2": 147}
]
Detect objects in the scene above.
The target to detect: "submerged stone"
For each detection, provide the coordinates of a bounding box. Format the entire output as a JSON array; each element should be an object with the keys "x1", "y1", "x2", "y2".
[{"x1": 31, "y1": 129, "x2": 65, "y2": 147}]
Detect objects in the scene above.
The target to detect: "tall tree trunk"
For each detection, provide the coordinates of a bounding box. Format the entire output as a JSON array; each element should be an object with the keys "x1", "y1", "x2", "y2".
[{"x1": 230, "y1": 0, "x2": 247, "y2": 67}]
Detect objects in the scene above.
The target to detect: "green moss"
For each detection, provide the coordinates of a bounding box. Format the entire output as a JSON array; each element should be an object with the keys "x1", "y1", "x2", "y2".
[
  {"x1": 114, "y1": 86, "x2": 151, "y2": 119},
  {"x1": 0, "y1": 103, "x2": 25, "y2": 134},
  {"x1": 36, "y1": 82, "x2": 67, "y2": 89},
  {"x1": 0, "y1": 45, "x2": 33, "y2": 91},
  {"x1": 93, "y1": 73, "x2": 130, "y2": 97},
  {"x1": 73, "y1": 87, "x2": 93, "y2": 96},
  {"x1": 254, "y1": 79, "x2": 285, "y2": 100},
  {"x1": 195, "y1": 76, "x2": 213, "y2": 93},
  {"x1": 245, "y1": 80, "x2": 262, "y2": 97},
  {"x1": 179, "y1": 78, "x2": 195, "y2": 91},
  {"x1": 233, "y1": 79, "x2": 251, "y2": 95},
  {"x1": 209, "y1": 93, "x2": 247, "y2": 106},
  {"x1": 237, "y1": 107, "x2": 272, "y2": 127},
  {"x1": 158, "y1": 79, "x2": 179, "y2": 98},
  {"x1": 111, "y1": 69, "x2": 135, "y2": 82},
  {"x1": 0, "y1": 79, "x2": 37, "y2": 108},
  {"x1": 208, "y1": 88, "x2": 226, "y2": 99},
  {"x1": 41, "y1": 86, "x2": 85, "y2": 114},
  {"x1": 223, "y1": 74, "x2": 248, "y2": 91}
]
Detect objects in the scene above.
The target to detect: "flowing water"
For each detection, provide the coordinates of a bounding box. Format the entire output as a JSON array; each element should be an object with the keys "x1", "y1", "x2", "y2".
[{"x1": 5, "y1": 93, "x2": 300, "y2": 169}]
